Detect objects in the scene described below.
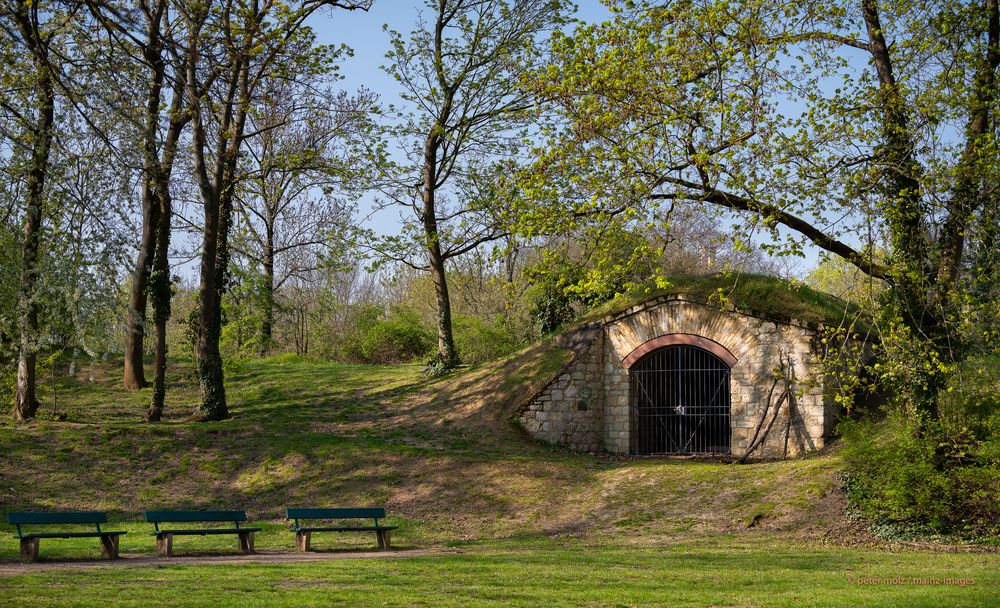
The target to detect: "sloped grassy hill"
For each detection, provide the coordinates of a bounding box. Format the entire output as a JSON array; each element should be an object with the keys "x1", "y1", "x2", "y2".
[
  {"x1": 589, "y1": 273, "x2": 862, "y2": 328},
  {"x1": 0, "y1": 334, "x2": 850, "y2": 554}
]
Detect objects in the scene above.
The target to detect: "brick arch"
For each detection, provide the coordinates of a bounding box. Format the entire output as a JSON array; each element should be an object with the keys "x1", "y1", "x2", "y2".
[{"x1": 621, "y1": 333, "x2": 738, "y2": 369}]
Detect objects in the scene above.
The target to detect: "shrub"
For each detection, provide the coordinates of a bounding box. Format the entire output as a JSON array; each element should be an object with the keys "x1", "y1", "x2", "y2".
[
  {"x1": 358, "y1": 307, "x2": 434, "y2": 364},
  {"x1": 0, "y1": 362, "x2": 14, "y2": 412},
  {"x1": 527, "y1": 283, "x2": 576, "y2": 334},
  {"x1": 938, "y1": 354, "x2": 1000, "y2": 438},
  {"x1": 839, "y1": 413, "x2": 1000, "y2": 539},
  {"x1": 839, "y1": 352, "x2": 1000, "y2": 541},
  {"x1": 453, "y1": 314, "x2": 523, "y2": 364}
]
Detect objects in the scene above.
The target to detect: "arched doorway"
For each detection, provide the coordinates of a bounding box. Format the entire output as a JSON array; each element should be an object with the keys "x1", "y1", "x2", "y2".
[{"x1": 629, "y1": 345, "x2": 732, "y2": 454}]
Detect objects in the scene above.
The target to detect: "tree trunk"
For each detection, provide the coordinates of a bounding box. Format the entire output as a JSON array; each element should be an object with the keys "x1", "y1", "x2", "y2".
[
  {"x1": 862, "y1": 0, "x2": 943, "y2": 419},
  {"x1": 142, "y1": 1, "x2": 185, "y2": 421},
  {"x1": 194, "y1": 89, "x2": 246, "y2": 421},
  {"x1": 13, "y1": 46, "x2": 55, "y2": 422},
  {"x1": 124, "y1": 2, "x2": 171, "y2": 391},
  {"x1": 191, "y1": 57, "x2": 249, "y2": 421},
  {"x1": 147, "y1": 178, "x2": 172, "y2": 422},
  {"x1": 861, "y1": 0, "x2": 929, "y2": 284},
  {"x1": 195, "y1": 188, "x2": 228, "y2": 420},
  {"x1": 261, "y1": 238, "x2": 274, "y2": 356},
  {"x1": 147, "y1": 310, "x2": 168, "y2": 421},
  {"x1": 420, "y1": 132, "x2": 458, "y2": 368},
  {"x1": 301, "y1": 307, "x2": 308, "y2": 355},
  {"x1": 936, "y1": 0, "x2": 998, "y2": 292},
  {"x1": 123, "y1": 187, "x2": 157, "y2": 390},
  {"x1": 428, "y1": 241, "x2": 457, "y2": 366}
]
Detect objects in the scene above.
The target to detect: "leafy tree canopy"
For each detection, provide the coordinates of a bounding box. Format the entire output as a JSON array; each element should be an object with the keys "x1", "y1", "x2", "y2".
[{"x1": 516, "y1": 0, "x2": 999, "y2": 416}]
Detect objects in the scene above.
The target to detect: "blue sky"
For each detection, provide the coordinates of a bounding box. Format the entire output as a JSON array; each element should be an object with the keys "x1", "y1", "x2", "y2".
[
  {"x1": 313, "y1": 0, "x2": 612, "y2": 96},
  {"x1": 306, "y1": 1, "x2": 615, "y2": 230}
]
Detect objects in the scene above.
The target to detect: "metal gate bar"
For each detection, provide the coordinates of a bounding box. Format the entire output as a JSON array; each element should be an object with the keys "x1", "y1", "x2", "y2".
[{"x1": 629, "y1": 345, "x2": 731, "y2": 455}]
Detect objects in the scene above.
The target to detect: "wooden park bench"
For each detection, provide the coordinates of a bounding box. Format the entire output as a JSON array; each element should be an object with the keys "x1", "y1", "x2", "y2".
[
  {"x1": 286, "y1": 507, "x2": 398, "y2": 551},
  {"x1": 145, "y1": 510, "x2": 260, "y2": 556},
  {"x1": 8, "y1": 511, "x2": 127, "y2": 562}
]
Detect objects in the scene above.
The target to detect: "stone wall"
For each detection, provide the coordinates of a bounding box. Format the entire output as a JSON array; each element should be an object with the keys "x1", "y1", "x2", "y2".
[
  {"x1": 517, "y1": 295, "x2": 836, "y2": 459},
  {"x1": 519, "y1": 332, "x2": 605, "y2": 452}
]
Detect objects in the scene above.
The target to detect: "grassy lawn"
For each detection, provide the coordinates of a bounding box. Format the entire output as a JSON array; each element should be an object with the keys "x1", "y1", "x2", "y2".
[
  {"x1": 1, "y1": 349, "x2": 996, "y2": 606},
  {"x1": 0, "y1": 349, "x2": 845, "y2": 542},
  {"x1": 0, "y1": 536, "x2": 996, "y2": 607}
]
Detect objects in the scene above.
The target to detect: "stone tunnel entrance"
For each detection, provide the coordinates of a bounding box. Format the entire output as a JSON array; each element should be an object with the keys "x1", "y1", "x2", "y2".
[
  {"x1": 629, "y1": 344, "x2": 732, "y2": 455},
  {"x1": 518, "y1": 293, "x2": 841, "y2": 458}
]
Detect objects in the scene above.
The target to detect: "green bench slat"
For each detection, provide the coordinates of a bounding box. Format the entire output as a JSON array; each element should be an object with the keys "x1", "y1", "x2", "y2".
[
  {"x1": 286, "y1": 507, "x2": 386, "y2": 520},
  {"x1": 8, "y1": 511, "x2": 108, "y2": 525},
  {"x1": 18, "y1": 531, "x2": 125, "y2": 539},
  {"x1": 297, "y1": 525, "x2": 398, "y2": 533},
  {"x1": 8, "y1": 511, "x2": 126, "y2": 560},
  {"x1": 149, "y1": 527, "x2": 261, "y2": 536},
  {"x1": 285, "y1": 507, "x2": 395, "y2": 550},
  {"x1": 145, "y1": 510, "x2": 248, "y2": 523}
]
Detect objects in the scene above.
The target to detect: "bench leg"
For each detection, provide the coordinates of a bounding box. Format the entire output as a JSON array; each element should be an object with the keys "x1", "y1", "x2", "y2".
[
  {"x1": 296, "y1": 531, "x2": 311, "y2": 552},
  {"x1": 19, "y1": 538, "x2": 39, "y2": 562},
  {"x1": 376, "y1": 530, "x2": 391, "y2": 550},
  {"x1": 156, "y1": 533, "x2": 173, "y2": 557},
  {"x1": 238, "y1": 531, "x2": 255, "y2": 554},
  {"x1": 100, "y1": 535, "x2": 121, "y2": 560}
]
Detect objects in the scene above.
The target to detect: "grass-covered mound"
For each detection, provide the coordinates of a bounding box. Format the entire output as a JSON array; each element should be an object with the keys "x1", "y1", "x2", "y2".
[
  {"x1": 589, "y1": 273, "x2": 860, "y2": 328},
  {"x1": 1, "y1": 344, "x2": 850, "y2": 558}
]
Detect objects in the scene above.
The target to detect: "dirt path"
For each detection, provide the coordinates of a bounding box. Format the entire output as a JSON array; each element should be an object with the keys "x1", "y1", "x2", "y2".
[{"x1": 0, "y1": 547, "x2": 458, "y2": 577}]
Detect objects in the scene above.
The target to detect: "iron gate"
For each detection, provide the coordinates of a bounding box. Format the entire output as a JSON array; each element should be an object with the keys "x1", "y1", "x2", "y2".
[{"x1": 630, "y1": 345, "x2": 731, "y2": 455}]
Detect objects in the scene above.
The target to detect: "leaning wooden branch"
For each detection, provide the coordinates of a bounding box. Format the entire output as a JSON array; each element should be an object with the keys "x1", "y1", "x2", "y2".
[
  {"x1": 781, "y1": 362, "x2": 798, "y2": 459},
  {"x1": 741, "y1": 374, "x2": 780, "y2": 458},
  {"x1": 736, "y1": 352, "x2": 796, "y2": 464}
]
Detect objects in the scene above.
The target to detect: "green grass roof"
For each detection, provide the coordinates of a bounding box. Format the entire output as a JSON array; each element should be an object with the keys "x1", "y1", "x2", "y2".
[{"x1": 589, "y1": 273, "x2": 862, "y2": 328}]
